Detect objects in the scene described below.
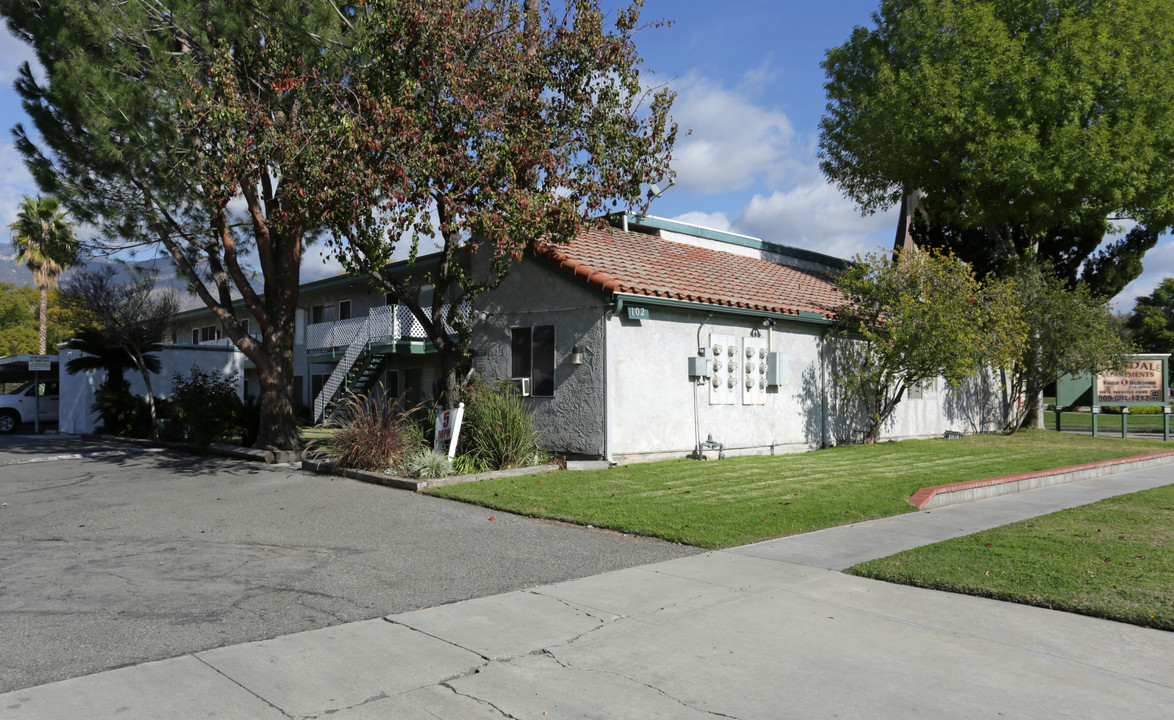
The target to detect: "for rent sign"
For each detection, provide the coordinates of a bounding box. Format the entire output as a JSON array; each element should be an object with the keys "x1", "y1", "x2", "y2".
[{"x1": 1097, "y1": 358, "x2": 1167, "y2": 405}]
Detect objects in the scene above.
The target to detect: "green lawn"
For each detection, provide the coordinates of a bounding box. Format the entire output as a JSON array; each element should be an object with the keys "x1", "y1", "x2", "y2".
[
  {"x1": 847, "y1": 484, "x2": 1174, "y2": 630},
  {"x1": 428, "y1": 430, "x2": 1169, "y2": 549}
]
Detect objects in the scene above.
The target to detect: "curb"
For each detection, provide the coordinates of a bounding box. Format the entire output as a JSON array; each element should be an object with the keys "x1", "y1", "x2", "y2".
[
  {"x1": 301, "y1": 458, "x2": 428, "y2": 491},
  {"x1": 299, "y1": 458, "x2": 578, "y2": 491},
  {"x1": 908, "y1": 450, "x2": 1174, "y2": 510}
]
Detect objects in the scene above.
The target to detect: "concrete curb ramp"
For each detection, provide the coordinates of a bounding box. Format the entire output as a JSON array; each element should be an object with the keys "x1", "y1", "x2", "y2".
[{"x1": 909, "y1": 450, "x2": 1174, "y2": 509}]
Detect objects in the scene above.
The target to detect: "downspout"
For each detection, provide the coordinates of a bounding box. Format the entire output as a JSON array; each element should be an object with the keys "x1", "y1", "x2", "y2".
[
  {"x1": 603, "y1": 302, "x2": 615, "y2": 465},
  {"x1": 820, "y1": 325, "x2": 829, "y2": 447}
]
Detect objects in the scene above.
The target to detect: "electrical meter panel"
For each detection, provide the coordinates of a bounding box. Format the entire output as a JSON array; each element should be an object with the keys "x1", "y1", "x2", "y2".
[
  {"x1": 741, "y1": 336, "x2": 768, "y2": 405},
  {"x1": 765, "y1": 352, "x2": 789, "y2": 387},
  {"x1": 708, "y1": 333, "x2": 737, "y2": 405}
]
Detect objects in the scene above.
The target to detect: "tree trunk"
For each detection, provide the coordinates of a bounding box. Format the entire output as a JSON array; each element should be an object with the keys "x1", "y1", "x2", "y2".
[
  {"x1": 38, "y1": 285, "x2": 48, "y2": 355},
  {"x1": 131, "y1": 355, "x2": 158, "y2": 439},
  {"x1": 254, "y1": 348, "x2": 299, "y2": 450},
  {"x1": 250, "y1": 251, "x2": 301, "y2": 451},
  {"x1": 439, "y1": 345, "x2": 463, "y2": 410}
]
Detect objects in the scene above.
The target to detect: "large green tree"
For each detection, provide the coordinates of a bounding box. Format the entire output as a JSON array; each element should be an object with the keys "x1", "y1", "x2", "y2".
[
  {"x1": 4, "y1": 0, "x2": 357, "y2": 450},
  {"x1": 8, "y1": 195, "x2": 77, "y2": 354},
  {"x1": 1125, "y1": 278, "x2": 1174, "y2": 354},
  {"x1": 820, "y1": 0, "x2": 1174, "y2": 288},
  {"x1": 309, "y1": 0, "x2": 677, "y2": 409}
]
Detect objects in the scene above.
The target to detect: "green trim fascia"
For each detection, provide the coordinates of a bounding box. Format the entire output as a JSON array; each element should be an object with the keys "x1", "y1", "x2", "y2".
[
  {"x1": 612, "y1": 292, "x2": 835, "y2": 327},
  {"x1": 620, "y1": 214, "x2": 849, "y2": 269}
]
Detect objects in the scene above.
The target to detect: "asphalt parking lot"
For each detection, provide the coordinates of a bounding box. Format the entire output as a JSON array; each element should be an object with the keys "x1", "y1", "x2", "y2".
[{"x1": 0, "y1": 435, "x2": 698, "y2": 693}]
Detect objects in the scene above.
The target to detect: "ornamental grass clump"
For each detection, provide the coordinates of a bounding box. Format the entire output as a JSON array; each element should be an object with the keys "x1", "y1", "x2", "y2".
[
  {"x1": 315, "y1": 389, "x2": 422, "y2": 471},
  {"x1": 462, "y1": 377, "x2": 542, "y2": 470},
  {"x1": 404, "y1": 449, "x2": 454, "y2": 479}
]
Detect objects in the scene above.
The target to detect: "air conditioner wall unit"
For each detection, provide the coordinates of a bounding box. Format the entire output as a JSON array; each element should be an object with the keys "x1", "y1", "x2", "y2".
[{"x1": 512, "y1": 377, "x2": 532, "y2": 397}]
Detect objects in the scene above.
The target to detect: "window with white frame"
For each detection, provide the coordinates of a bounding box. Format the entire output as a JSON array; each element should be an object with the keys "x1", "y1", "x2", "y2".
[{"x1": 511, "y1": 325, "x2": 555, "y2": 397}]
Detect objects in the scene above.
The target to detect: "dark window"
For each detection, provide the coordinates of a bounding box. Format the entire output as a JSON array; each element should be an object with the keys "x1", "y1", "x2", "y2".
[
  {"x1": 198, "y1": 325, "x2": 218, "y2": 342},
  {"x1": 311, "y1": 304, "x2": 335, "y2": 324},
  {"x1": 192, "y1": 329, "x2": 199, "y2": 344},
  {"x1": 511, "y1": 325, "x2": 555, "y2": 397},
  {"x1": 511, "y1": 327, "x2": 531, "y2": 378},
  {"x1": 339, "y1": 300, "x2": 352, "y2": 320},
  {"x1": 240, "y1": 318, "x2": 249, "y2": 335},
  {"x1": 311, "y1": 373, "x2": 329, "y2": 399}
]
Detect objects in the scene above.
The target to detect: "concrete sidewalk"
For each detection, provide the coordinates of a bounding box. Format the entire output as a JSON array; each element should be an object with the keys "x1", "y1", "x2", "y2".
[{"x1": 4, "y1": 465, "x2": 1173, "y2": 719}]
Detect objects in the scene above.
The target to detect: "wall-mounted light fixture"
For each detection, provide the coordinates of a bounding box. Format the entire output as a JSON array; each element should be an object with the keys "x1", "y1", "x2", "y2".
[{"x1": 570, "y1": 345, "x2": 585, "y2": 365}]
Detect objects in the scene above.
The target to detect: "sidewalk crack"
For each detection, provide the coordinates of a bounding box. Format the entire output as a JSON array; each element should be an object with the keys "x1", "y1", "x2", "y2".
[
  {"x1": 191, "y1": 654, "x2": 295, "y2": 720},
  {"x1": 439, "y1": 681, "x2": 519, "y2": 719}
]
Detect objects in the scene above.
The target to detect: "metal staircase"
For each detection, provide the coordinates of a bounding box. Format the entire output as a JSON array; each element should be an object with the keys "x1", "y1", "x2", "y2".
[{"x1": 312, "y1": 318, "x2": 372, "y2": 422}]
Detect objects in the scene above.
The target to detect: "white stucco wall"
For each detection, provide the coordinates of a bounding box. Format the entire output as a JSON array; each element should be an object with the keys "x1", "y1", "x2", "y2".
[
  {"x1": 59, "y1": 345, "x2": 245, "y2": 435},
  {"x1": 605, "y1": 306, "x2": 979, "y2": 461}
]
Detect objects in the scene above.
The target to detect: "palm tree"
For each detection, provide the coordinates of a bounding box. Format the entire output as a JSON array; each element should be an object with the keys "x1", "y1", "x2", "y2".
[
  {"x1": 9, "y1": 195, "x2": 77, "y2": 354},
  {"x1": 65, "y1": 327, "x2": 163, "y2": 437}
]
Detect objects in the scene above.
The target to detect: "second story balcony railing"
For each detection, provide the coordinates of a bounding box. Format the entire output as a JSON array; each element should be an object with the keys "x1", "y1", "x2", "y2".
[{"x1": 305, "y1": 302, "x2": 469, "y2": 352}]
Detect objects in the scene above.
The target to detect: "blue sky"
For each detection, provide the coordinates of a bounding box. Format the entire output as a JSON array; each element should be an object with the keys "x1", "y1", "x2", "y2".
[{"x1": 1, "y1": 0, "x2": 1169, "y2": 310}]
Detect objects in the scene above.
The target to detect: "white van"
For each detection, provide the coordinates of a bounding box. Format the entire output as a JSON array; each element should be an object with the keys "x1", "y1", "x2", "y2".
[{"x1": 0, "y1": 380, "x2": 60, "y2": 433}]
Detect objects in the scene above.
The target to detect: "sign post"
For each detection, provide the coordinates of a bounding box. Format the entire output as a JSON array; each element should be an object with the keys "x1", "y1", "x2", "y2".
[
  {"x1": 433, "y1": 402, "x2": 465, "y2": 459},
  {"x1": 27, "y1": 355, "x2": 51, "y2": 434}
]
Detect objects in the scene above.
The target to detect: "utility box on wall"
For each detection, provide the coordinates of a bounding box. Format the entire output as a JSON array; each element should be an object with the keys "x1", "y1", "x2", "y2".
[
  {"x1": 765, "y1": 352, "x2": 789, "y2": 387},
  {"x1": 688, "y1": 355, "x2": 711, "y2": 379}
]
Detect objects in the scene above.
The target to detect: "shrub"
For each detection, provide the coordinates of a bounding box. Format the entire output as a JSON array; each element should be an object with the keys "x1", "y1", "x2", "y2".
[
  {"x1": 461, "y1": 377, "x2": 542, "y2": 470},
  {"x1": 314, "y1": 387, "x2": 422, "y2": 471},
  {"x1": 1101, "y1": 405, "x2": 1165, "y2": 415},
  {"x1": 168, "y1": 365, "x2": 244, "y2": 447},
  {"x1": 403, "y1": 449, "x2": 454, "y2": 479},
  {"x1": 93, "y1": 384, "x2": 154, "y2": 437},
  {"x1": 452, "y1": 453, "x2": 491, "y2": 476}
]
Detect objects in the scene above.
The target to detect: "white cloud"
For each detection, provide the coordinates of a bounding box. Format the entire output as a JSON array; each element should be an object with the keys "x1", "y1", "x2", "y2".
[
  {"x1": 731, "y1": 180, "x2": 899, "y2": 260},
  {"x1": 669, "y1": 72, "x2": 796, "y2": 194},
  {"x1": 670, "y1": 210, "x2": 731, "y2": 232}
]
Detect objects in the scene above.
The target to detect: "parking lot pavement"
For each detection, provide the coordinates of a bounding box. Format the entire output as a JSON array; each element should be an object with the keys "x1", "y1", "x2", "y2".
[{"x1": 0, "y1": 445, "x2": 698, "y2": 693}]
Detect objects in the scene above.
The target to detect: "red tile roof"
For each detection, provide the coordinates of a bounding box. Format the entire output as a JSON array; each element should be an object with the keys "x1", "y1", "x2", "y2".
[{"x1": 536, "y1": 226, "x2": 844, "y2": 319}]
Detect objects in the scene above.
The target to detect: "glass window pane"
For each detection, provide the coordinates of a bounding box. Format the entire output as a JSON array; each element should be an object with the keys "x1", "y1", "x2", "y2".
[
  {"x1": 511, "y1": 328, "x2": 531, "y2": 378},
  {"x1": 532, "y1": 325, "x2": 555, "y2": 396}
]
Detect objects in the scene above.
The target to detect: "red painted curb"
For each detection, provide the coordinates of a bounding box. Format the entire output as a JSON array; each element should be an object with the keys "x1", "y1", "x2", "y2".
[{"x1": 907, "y1": 450, "x2": 1174, "y2": 510}]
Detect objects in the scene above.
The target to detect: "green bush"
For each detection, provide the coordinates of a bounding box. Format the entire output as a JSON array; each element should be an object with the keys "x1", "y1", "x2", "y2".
[
  {"x1": 313, "y1": 387, "x2": 423, "y2": 471},
  {"x1": 452, "y1": 453, "x2": 491, "y2": 476},
  {"x1": 167, "y1": 365, "x2": 244, "y2": 447},
  {"x1": 93, "y1": 382, "x2": 154, "y2": 438},
  {"x1": 461, "y1": 377, "x2": 542, "y2": 470},
  {"x1": 1100, "y1": 405, "x2": 1166, "y2": 415}
]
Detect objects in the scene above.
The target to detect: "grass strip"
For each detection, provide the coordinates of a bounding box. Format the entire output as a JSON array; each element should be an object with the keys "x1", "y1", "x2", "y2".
[
  {"x1": 428, "y1": 430, "x2": 1169, "y2": 549},
  {"x1": 847, "y1": 484, "x2": 1174, "y2": 630}
]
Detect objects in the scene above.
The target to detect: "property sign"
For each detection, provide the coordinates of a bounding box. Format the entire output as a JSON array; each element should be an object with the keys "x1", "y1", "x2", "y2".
[
  {"x1": 1097, "y1": 358, "x2": 1166, "y2": 405},
  {"x1": 27, "y1": 355, "x2": 52, "y2": 372},
  {"x1": 626, "y1": 306, "x2": 650, "y2": 321},
  {"x1": 433, "y1": 402, "x2": 465, "y2": 459}
]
